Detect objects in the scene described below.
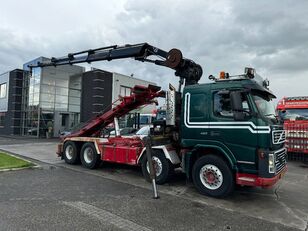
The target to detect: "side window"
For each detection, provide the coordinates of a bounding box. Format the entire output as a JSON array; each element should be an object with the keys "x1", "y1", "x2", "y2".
[
  {"x1": 0, "y1": 83, "x2": 7, "y2": 98},
  {"x1": 214, "y1": 92, "x2": 233, "y2": 117},
  {"x1": 189, "y1": 94, "x2": 206, "y2": 119},
  {"x1": 214, "y1": 92, "x2": 251, "y2": 118},
  {"x1": 120, "y1": 85, "x2": 131, "y2": 97},
  {"x1": 242, "y1": 96, "x2": 250, "y2": 112}
]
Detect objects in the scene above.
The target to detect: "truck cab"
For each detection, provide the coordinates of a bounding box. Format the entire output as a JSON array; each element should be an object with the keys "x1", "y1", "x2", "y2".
[{"x1": 179, "y1": 70, "x2": 287, "y2": 197}]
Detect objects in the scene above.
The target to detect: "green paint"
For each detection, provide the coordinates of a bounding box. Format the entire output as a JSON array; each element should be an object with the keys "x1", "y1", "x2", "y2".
[{"x1": 180, "y1": 78, "x2": 284, "y2": 177}]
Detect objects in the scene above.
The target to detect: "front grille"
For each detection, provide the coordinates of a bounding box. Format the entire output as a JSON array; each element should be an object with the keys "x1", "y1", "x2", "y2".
[
  {"x1": 272, "y1": 130, "x2": 286, "y2": 144},
  {"x1": 275, "y1": 148, "x2": 287, "y2": 174}
]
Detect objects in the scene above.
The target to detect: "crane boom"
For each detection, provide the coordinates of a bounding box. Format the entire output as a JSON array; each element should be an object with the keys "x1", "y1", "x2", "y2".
[
  {"x1": 67, "y1": 84, "x2": 164, "y2": 138},
  {"x1": 28, "y1": 43, "x2": 203, "y2": 86}
]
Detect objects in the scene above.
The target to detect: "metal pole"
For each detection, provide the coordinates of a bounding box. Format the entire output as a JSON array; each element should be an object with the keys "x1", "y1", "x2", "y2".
[
  {"x1": 145, "y1": 136, "x2": 159, "y2": 199},
  {"x1": 114, "y1": 117, "x2": 120, "y2": 136}
]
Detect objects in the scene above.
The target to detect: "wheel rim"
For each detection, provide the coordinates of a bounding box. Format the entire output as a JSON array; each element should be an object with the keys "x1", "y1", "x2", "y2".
[
  {"x1": 146, "y1": 156, "x2": 163, "y2": 176},
  {"x1": 199, "y1": 164, "x2": 223, "y2": 190},
  {"x1": 83, "y1": 147, "x2": 94, "y2": 164},
  {"x1": 65, "y1": 145, "x2": 74, "y2": 160}
]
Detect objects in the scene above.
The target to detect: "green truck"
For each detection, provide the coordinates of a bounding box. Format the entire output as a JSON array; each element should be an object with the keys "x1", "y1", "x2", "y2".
[
  {"x1": 29, "y1": 43, "x2": 286, "y2": 198},
  {"x1": 175, "y1": 69, "x2": 286, "y2": 197}
]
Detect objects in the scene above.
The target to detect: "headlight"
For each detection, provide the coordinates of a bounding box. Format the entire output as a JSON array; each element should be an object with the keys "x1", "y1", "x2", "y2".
[{"x1": 268, "y1": 153, "x2": 275, "y2": 173}]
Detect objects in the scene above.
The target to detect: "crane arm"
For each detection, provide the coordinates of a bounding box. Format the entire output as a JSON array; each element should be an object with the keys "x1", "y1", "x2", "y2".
[
  {"x1": 67, "y1": 84, "x2": 165, "y2": 138},
  {"x1": 28, "y1": 43, "x2": 202, "y2": 86}
]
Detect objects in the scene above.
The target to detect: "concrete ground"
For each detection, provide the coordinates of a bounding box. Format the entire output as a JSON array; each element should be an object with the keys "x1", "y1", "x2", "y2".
[{"x1": 0, "y1": 136, "x2": 307, "y2": 231}]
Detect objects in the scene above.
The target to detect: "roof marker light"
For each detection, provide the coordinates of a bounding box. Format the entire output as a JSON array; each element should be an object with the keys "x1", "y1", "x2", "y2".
[{"x1": 220, "y1": 71, "x2": 226, "y2": 79}]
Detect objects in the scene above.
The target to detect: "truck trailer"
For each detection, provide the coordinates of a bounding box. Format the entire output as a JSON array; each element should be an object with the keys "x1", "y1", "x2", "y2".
[
  {"x1": 29, "y1": 43, "x2": 287, "y2": 197},
  {"x1": 277, "y1": 96, "x2": 308, "y2": 161}
]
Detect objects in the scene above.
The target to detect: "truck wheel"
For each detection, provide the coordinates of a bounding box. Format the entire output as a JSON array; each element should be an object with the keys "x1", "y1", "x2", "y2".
[
  {"x1": 63, "y1": 141, "x2": 80, "y2": 164},
  {"x1": 80, "y1": 142, "x2": 101, "y2": 169},
  {"x1": 141, "y1": 150, "x2": 174, "y2": 184},
  {"x1": 192, "y1": 155, "x2": 234, "y2": 198}
]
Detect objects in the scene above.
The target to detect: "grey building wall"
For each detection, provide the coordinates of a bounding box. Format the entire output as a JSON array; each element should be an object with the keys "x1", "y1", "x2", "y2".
[
  {"x1": 0, "y1": 69, "x2": 24, "y2": 135},
  {"x1": 80, "y1": 70, "x2": 157, "y2": 123},
  {"x1": 112, "y1": 72, "x2": 156, "y2": 102},
  {"x1": 112, "y1": 72, "x2": 156, "y2": 114}
]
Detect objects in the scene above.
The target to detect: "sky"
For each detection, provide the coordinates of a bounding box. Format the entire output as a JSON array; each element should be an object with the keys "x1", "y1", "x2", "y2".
[{"x1": 1, "y1": 0, "x2": 308, "y2": 101}]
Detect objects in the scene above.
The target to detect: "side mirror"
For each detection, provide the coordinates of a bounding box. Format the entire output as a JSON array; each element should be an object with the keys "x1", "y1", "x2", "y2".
[
  {"x1": 230, "y1": 91, "x2": 245, "y2": 121},
  {"x1": 230, "y1": 91, "x2": 243, "y2": 111},
  {"x1": 279, "y1": 110, "x2": 286, "y2": 123}
]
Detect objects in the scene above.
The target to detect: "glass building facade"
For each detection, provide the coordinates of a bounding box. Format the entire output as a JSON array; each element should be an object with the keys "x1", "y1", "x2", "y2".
[{"x1": 22, "y1": 57, "x2": 84, "y2": 137}]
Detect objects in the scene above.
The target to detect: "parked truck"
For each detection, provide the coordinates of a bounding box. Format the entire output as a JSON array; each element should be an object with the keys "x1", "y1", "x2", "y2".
[
  {"x1": 29, "y1": 43, "x2": 286, "y2": 197},
  {"x1": 277, "y1": 96, "x2": 308, "y2": 161}
]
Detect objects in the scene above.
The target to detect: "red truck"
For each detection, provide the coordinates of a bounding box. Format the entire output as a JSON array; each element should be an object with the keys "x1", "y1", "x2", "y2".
[{"x1": 277, "y1": 96, "x2": 308, "y2": 161}]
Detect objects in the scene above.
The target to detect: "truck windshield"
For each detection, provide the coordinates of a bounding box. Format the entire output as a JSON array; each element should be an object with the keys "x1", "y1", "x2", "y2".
[
  {"x1": 252, "y1": 94, "x2": 276, "y2": 118},
  {"x1": 279, "y1": 109, "x2": 308, "y2": 120}
]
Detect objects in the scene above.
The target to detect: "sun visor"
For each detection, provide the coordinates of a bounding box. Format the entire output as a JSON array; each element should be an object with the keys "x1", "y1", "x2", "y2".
[{"x1": 243, "y1": 81, "x2": 276, "y2": 99}]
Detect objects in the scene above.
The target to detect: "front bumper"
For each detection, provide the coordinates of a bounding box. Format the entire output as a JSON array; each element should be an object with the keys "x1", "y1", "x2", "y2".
[{"x1": 236, "y1": 166, "x2": 287, "y2": 187}]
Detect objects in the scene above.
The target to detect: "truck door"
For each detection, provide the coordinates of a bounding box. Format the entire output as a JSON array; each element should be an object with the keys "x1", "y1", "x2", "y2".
[
  {"x1": 210, "y1": 90, "x2": 258, "y2": 169},
  {"x1": 181, "y1": 90, "x2": 210, "y2": 145}
]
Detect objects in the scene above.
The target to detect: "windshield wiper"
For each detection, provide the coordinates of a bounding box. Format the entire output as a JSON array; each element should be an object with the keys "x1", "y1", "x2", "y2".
[
  {"x1": 264, "y1": 113, "x2": 276, "y2": 117},
  {"x1": 264, "y1": 113, "x2": 280, "y2": 123},
  {"x1": 296, "y1": 116, "x2": 308, "y2": 120}
]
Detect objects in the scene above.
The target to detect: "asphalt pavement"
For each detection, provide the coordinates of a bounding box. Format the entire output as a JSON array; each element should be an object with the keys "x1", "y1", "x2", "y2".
[{"x1": 0, "y1": 136, "x2": 307, "y2": 231}]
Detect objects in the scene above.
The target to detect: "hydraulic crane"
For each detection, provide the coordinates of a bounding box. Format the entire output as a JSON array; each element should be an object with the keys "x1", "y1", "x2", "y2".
[
  {"x1": 29, "y1": 43, "x2": 203, "y2": 90},
  {"x1": 28, "y1": 42, "x2": 202, "y2": 139},
  {"x1": 28, "y1": 43, "x2": 201, "y2": 186}
]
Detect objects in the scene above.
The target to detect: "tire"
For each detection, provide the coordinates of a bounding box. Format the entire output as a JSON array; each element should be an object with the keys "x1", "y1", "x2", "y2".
[
  {"x1": 63, "y1": 141, "x2": 80, "y2": 165},
  {"x1": 80, "y1": 142, "x2": 101, "y2": 169},
  {"x1": 192, "y1": 155, "x2": 234, "y2": 198},
  {"x1": 141, "y1": 150, "x2": 174, "y2": 185}
]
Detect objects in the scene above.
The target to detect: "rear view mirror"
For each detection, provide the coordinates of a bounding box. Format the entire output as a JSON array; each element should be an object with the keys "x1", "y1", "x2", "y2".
[{"x1": 230, "y1": 91, "x2": 245, "y2": 121}]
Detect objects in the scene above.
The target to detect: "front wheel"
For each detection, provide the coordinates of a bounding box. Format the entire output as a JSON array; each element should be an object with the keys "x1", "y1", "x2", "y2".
[
  {"x1": 80, "y1": 142, "x2": 101, "y2": 169},
  {"x1": 141, "y1": 150, "x2": 174, "y2": 185},
  {"x1": 192, "y1": 155, "x2": 234, "y2": 198}
]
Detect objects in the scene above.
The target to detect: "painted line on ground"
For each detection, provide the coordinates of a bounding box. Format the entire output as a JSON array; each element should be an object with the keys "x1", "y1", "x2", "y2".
[{"x1": 63, "y1": 201, "x2": 152, "y2": 231}]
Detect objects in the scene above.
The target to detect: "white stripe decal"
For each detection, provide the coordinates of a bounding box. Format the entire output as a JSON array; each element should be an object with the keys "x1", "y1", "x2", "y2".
[{"x1": 184, "y1": 93, "x2": 271, "y2": 134}]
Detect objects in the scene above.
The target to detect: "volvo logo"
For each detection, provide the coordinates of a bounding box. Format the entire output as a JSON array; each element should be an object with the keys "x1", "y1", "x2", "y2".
[{"x1": 277, "y1": 131, "x2": 285, "y2": 143}]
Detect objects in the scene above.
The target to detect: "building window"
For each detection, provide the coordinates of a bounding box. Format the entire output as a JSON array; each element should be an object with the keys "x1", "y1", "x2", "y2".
[
  {"x1": 0, "y1": 112, "x2": 5, "y2": 126},
  {"x1": 120, "y1": 86, "x2": 131, "y2": 97},
  {"x1": 0, "y1": 83, "x2": 7, "y2": 98}
]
